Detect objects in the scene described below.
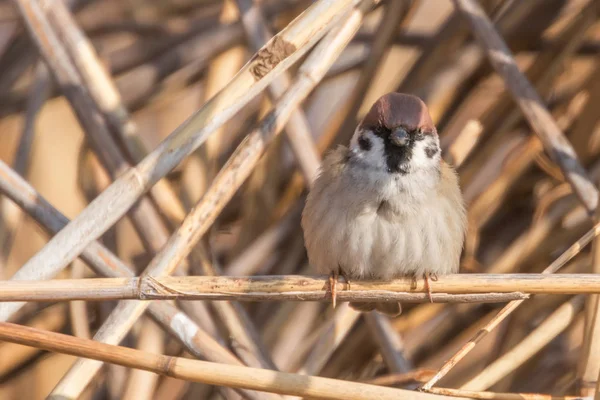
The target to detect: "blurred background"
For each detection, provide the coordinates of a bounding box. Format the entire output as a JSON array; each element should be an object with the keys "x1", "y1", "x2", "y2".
[{"x1": 0, "y1": 0, "x2": 598, "y2": 398}]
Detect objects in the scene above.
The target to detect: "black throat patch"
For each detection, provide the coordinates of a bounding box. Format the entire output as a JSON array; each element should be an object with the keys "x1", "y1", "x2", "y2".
[{"x1": 371, "y1": 126, "x2": 423, "y2": 174}]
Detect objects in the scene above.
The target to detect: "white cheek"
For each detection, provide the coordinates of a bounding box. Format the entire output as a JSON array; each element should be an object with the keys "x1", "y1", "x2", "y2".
[
  {"x1": 411, "y1": 137, "x2": 440, "y2": 170},
  {"x1": 350, "y1": 130, "x2": 387, "y2": 171}
]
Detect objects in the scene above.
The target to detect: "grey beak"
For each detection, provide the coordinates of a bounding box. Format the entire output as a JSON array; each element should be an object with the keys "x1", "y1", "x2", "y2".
[{"x1": 390, "y1": 127, "x2": 409, "y2": 147}]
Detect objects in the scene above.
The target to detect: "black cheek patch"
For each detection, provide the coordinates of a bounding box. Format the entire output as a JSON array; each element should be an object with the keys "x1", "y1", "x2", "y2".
[
  {"x1": 358, "y1": 135, "x2": 372, "y2": 151},
  {"x1": 425, "y1": 145, "x2": 439, "y2": 158}
]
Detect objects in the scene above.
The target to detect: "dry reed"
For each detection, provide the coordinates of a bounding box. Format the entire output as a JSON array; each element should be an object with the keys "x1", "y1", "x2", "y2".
[{"x1": 0, "y1": 0, "x2": 598, "y2": 399}]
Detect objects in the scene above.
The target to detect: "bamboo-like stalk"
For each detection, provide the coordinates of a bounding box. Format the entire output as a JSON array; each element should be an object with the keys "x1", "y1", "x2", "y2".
[
  {"x1": 297, "y1": 304, "x2": 361, "y2": 375},
  {"x1": 363, "y1": 369, "x2": 435, "y2": 386},
  {"x1": 121, "y1": 319, "x2": 163, "y2": 400},
  {"x1": 235, "y1": 0, "x2": 321, "y2": 184},
  {"x1": 0, "y1": 160, "x2": 264, "y2": 400},
  {"x1": 451, "y1": 0, "x2": 598, "y2": 215},
  {"x1": 578, "y1": 210, "x2": 600, "y2": 397},
  {"x1": 199, "y1": 262, "x2": 279, "y2": 372},
  {"x1": 225, "y1": 203, "x2": 300, "y2": 276},
  {"x1": 464, "y1": 5, "x2": 596, "y2": 227},
  {"x1": 4, "y1": 274, "x2": 600, "y2": 302},
  {"x1": 3, "y1": 0, "x2": 358, "y2": 321},
  {"x1": 69, "y1": 259, "x2": 91, "y2": 340},
  {"x1": 460, "y1": 296, "x2": 584, "y2": 391},
  {"x1": 120, "y1": 1, "x2": 369, "y2": 309},
  {"x1": 421, "y1": 219, "x2": 600, "y2": 391},
  {"x1": 0, "y1": 321, "x2": 459, "y2": 400},
  {"x1": 202, "y1": 0, "x2": 247, "y2": 182},
  {"x1": 0, "y1": 303, "x2": 66, "y2": 379},
  {"x1": 0, "y1": 62, "x2": 50, "y2": 278},
  {"x1": 570, "y1": 65, "x2": 600, "y2": 162},
  {"x1": 365, "y1": 312, "x2": 412, "y2": 373},
  {"x1": 427, "y1": 387, "x2": 588, "y2": 400},
  {"x1": 267, "y1": 302, "x2": 319, "y2": 371}
]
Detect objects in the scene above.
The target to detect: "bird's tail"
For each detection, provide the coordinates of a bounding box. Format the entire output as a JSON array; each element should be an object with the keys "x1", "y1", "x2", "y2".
[{"x1": 349, "y1": 302, "x2": 402, "y2": 316}]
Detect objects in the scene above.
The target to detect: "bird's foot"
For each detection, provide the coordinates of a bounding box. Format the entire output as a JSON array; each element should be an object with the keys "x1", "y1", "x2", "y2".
[
  {"x1": 329, "y1": 267, "x2": 350, "y2": 309},
  {"x1": 424, "y1": 272, "x2": 437, "y2": 303},
  {"x1": 339, "y1": 269, "x2": 351, "y2": 291},
  {"x1": 329, "y1": 270, "x2": 338, "y2": 309}
]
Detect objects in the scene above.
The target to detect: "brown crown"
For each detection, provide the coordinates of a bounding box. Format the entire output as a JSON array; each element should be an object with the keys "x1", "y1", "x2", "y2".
[{"x1": 360, "y1": 93, "x2": 436, "y2": 133}]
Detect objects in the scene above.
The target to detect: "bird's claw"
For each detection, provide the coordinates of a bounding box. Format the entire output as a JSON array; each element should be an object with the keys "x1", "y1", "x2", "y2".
[
  {"x1": 329, "y1": 268, "x2": 350, "y2": 309},
  {"x1": 424, "y1": 272, "x2": 436, "y2": 303},
  {"x1": 329, "y1": 271, "x2": 338, "y2": 309}
]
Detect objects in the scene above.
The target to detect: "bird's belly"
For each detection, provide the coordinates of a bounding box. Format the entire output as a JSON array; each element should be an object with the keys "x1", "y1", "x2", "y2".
[{"x1": 337, "y1": 212, "x2": 449, "y2": 280}]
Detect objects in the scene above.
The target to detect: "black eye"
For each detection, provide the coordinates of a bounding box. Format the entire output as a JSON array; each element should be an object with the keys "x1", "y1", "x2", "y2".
[
  {"x1": 372, "y1": 126, "x2": 390, "y2": 138},
  {"x1": 413, "y1": 128, "x2": 425, "y2": 141},
  {"x1": 358, "y1": 135, "x2": 372, "y2": 151}
]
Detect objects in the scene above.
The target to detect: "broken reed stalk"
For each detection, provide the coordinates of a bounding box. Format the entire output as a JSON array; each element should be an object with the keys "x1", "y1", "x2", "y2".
[
  {"x1": 452, "y1": 0, "x2": 599, "y2": 215},
  {"x1": 0, "y1": 160, "x2": 264, "y2": 400},
  {"x1": 421, "y1": 219, "x2": 600, "y2": 390},
  {"x1": 1, "y1": 0, "x2": 358, "y2": 322},
  {"x1": 2, "y1": 274, "x2": 600, "y2": 302},
  {"x1": 0, "y1": 321, "x2": 455, "y2": 400}
]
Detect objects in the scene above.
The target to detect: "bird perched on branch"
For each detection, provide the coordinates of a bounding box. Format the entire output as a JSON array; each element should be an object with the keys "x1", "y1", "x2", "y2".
[{"x1": 302, "y1": 93, "x2": 466, "y2": 316}]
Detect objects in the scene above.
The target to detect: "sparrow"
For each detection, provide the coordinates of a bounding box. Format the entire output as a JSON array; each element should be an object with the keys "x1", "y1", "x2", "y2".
[{"x1": 302, "y1": 93, "x2": 466, "y2": 316}]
